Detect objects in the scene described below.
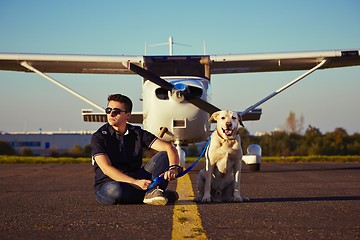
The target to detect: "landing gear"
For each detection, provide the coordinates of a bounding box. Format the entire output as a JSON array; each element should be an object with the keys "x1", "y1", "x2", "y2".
[
  {"x1": 249, "y1": 163, "x2": 261, "y2": 171},
  {"x1": 157, "y1": 128, "x2": 186, "y2": 167},
  {"x1": 242, "y1": 144, "x2": 262, "y2": 171},
  {"x1": 174, "y1": 140, "x2": 186, "y2": 167}
]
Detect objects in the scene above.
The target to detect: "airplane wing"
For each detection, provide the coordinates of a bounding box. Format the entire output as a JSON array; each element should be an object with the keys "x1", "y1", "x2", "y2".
[
  {"x1": 0, "y1": 53, "x2": 143, "y2": 74},
  {"x1": 0, "y1": 49, "x2": 359, "y2": 74},
  {"x1": 210, "y1": 49, "x2": 360, "y2": 74}
]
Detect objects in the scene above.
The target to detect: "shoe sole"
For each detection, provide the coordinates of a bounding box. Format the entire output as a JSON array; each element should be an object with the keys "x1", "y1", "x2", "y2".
[{"x1": 143, "y1": 196, "x2": 168, "y2": 206}]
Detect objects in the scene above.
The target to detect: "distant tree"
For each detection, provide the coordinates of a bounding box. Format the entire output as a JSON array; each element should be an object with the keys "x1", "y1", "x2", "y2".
[
  {"x1": 48, "y1": 148, "x2": 60, "y2": 157},
  {"x1": 0, "y1": 141, "x2": 16, "y2": 155},
  {"x1": 348, "y1": 133, "x2": 360, "y2": 155},
  {"x1": 271, "y1": 131, "x2": 290, "y2": 156},
  {"x1": 83, "y1": 144, "x2": 92, "y2": 157},
  {"x1": 19, "y1": 147, "x2": 34, "y2": 156},
  {"x1": 286, "y1": 132, "x2": 302, "y2": 155},
  {"x1": 257, "y1": 131, "x2": 288, "y2": 156},
  {"x1": 257, "y1": 133, "x2": 271, "y2": 156},
  {"x1": 246, "y1": 124, "x2": 360, "y2": 156},
  {"x1": 67, "y1": 145, "x2": 83, "y2": 157},
  {"x1": 322, "y1": 128, "x2": 350, "y2": 155},
  {"x1": 284, "y1": 111, "x2": 304, "y2": 134},
  {"x1": 299, "y1": 125, "x2": 324, "y2": 155}
]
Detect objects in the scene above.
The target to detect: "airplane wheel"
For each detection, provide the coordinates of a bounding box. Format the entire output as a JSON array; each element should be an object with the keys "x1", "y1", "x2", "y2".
[{"x1": 249, "y1": 163, "x2": 260, "y2": 172}]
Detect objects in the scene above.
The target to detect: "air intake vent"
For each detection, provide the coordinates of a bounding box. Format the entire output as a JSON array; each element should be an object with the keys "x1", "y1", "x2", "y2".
[
  {"x1": 83, "y1": 114, "x2": 107, "y2": 122},
  {"x1": 173, "y1": 119, "x2": 186, "y2": 128}
]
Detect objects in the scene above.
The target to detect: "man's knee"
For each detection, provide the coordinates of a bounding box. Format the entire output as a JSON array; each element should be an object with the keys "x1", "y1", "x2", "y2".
[
  {"x1": 144, "y1": 151, "x2": 169, "y2": 173},
  {"x1": 96, "y1": 182, "x2": 123, "y2": 205},
  {"x1": 104, "y1": 182, "x2": 122, "y2": 198}
]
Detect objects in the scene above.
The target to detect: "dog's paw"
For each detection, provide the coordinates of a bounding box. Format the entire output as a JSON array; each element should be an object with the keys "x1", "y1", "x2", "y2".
[
  {"x1": 234, "y1": 196, "x2": 250, "y2": 203},
  {"x1": 201, "y1": 198, "x2": 212, "y2": 203},
  {"x1": 201, "y1": 195, "x2": 212, "y2": 203}
]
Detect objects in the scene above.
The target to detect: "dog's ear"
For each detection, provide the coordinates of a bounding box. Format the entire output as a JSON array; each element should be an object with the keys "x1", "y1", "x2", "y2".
[
  {"x1": 209, "y1": 111, "x2": 220, "y2": 122},
  {"x1": 237, "y1": 113, "x2": 245, "y2": 127}
]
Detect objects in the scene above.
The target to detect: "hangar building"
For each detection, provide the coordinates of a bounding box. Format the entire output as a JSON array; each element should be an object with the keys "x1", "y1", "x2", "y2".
[{"x1": 0, "y1": 131, "x2": 93, "y2": 156}]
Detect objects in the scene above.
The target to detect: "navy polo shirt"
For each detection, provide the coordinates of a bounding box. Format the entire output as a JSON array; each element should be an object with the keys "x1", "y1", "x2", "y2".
[{"x1": 91, "y1": 123, "x2": 157, "y2": 191}]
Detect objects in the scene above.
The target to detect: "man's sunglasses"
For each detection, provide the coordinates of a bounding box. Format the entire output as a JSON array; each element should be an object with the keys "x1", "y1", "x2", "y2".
[{"x1": 105, "y1": 107, "x2": 126, "y2": 115}]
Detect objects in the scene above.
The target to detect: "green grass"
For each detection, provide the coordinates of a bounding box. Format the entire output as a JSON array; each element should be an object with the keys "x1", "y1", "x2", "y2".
[
  {"x1": 262, "y1": 155, "x2": 360, "y2": 162},
  {"x1": 184, "y1": 156, "x2": 360, "y2": 163},
  {"x1": 0, "y1": 156, "x2": 91, "y2": 164},
  {"x1": 0, "y1": 155, "x2": 359, "y2": 164}
]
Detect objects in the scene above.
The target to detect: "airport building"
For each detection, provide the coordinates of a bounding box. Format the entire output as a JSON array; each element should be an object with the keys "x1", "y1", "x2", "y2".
[{"x1": 0, "y1": 131, "x2": 93, "y2": 156}]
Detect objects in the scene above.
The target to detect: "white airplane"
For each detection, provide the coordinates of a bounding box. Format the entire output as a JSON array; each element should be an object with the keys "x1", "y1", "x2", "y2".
[{"x1": 1, "y1": 38, "x2": 359, "y2": 170}]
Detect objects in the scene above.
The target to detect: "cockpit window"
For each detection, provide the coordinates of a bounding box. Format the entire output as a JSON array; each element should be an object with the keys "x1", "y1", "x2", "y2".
[
  {"x1": 155, "y1": 88, "x2": 169, "y2": 100},
  {"x1": 188, "y1": 86, "x2": 202, "y2": 98}
]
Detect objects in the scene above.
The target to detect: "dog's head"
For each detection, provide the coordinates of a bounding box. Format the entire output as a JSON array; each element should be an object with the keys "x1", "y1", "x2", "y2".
[{"x1": 209, "y1": 110, "x2": 244, "y2": 139}]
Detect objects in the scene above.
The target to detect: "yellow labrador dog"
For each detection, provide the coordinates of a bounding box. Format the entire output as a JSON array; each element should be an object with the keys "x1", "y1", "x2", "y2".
[{"x1": 196, "y1": 110, "x2": 249, "y2": 203}]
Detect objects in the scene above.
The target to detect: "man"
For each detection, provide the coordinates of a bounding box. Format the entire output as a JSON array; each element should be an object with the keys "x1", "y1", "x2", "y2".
[{"x1": 91, "y1": 94, "x2": 181, "y2": 205}]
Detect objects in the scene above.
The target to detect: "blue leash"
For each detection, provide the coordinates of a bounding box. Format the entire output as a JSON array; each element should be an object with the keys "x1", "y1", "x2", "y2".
[{"x1": 148, "y1": 138, "x2": 210, "y2": 189}]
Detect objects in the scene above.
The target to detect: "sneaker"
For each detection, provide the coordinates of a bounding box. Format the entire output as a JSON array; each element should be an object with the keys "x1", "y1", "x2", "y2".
[
  {"x1": 164, "y1": 190, "x2": 179, "y2": 204},
  {"x1": 143, "y1": 187, "x2": 168, "y2": 206}
]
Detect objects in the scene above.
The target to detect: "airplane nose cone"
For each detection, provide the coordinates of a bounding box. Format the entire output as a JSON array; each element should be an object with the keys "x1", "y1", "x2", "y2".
[
  {"x1": 173, "y1": 83, "x2": 187, "y2": 91},
  {"x1": 171, "y1": 83, "x2": 189, "y2": 103}
]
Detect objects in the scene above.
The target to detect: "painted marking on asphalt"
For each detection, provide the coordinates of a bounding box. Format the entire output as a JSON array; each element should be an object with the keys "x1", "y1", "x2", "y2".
[{"x1": 172, "y1": 174, "x2": 207, "y2": 239}]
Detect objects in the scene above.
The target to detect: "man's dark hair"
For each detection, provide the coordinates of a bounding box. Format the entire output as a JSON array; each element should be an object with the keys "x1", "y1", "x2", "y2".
[{"x1": 107, "y1": 94, "x2": 133, "y2": 113}]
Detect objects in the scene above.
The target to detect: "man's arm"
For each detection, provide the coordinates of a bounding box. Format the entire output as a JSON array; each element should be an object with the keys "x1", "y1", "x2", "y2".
[
  {"x1": 150, "y1": 139, "x2": 180, "y2": 180},
  {"x1": 94, "y1": 154, "x2": 151, "y2": 190}
]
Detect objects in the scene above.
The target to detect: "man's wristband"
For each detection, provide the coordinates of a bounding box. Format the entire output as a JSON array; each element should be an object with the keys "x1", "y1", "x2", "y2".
[{"x1": 168, "y1": 164, "x2": 183, "y2": 174}]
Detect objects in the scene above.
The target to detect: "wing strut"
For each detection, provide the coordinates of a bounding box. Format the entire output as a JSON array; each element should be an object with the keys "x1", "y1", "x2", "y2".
[
  {"x1": 20, "y1": 61, "x2": 104, "y2": 112},
  {"x1": 241, "y1": 59, "x2": 327, "y2": 116}
]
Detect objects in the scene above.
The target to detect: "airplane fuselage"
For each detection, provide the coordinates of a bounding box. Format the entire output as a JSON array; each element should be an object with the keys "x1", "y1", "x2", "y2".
[{"x1": 142, "y1": 77, "x2": 211, "y2": 144}]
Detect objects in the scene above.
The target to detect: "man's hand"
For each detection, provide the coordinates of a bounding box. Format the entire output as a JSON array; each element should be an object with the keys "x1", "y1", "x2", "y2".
[
  {"x1": 134, "y1": 179, "x2": 152, "y2": 190},
  {"x1": 163, "y1": 165, "x2": 183, "y2": 181},
  {"x1": 163, "y1": 168, "x2": 177, "y2": 181}
]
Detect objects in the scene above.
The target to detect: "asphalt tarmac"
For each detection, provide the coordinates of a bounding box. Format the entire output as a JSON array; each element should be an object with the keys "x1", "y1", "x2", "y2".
[{"x1": 0, "y1": 162, "x2": 359, "y2": 240}]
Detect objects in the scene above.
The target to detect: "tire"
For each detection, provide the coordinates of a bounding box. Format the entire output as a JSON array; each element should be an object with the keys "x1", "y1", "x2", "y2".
[{"x1": 249, "y1": 163, "x2": 260, "y2": 172}]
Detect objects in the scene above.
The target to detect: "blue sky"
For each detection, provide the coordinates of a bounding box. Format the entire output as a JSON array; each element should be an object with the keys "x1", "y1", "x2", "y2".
[{"x1": 0, "y1": 0, "x2": 359, "y2": 134}]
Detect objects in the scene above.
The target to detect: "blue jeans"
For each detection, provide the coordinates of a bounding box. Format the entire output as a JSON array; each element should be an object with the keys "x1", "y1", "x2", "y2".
[{"x1": 95, "y1": 152, "x2": 170, "y2": 205}]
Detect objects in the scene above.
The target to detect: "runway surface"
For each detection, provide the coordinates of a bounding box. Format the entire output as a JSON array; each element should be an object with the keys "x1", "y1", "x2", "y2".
[{"x1": 0, "y1": 162, "x2": 359, "y2": 240}]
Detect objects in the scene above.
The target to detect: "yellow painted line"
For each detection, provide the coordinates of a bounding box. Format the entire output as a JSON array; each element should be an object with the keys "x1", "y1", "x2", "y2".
[{"x1": 172, "y1": 174, "x2": 207, "y2": 239}]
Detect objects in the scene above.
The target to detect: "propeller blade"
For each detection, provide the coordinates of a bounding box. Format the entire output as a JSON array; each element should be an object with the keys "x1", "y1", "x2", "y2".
[
  {"x1": 125, "y1": 62, "x2": 220, "y2": 115},
  {"x1": 125, "y1": 62, "x2": 174, "y2": 91},
  {"x1": 186, "y1": 97, "x2": 220, "y2": 115}
]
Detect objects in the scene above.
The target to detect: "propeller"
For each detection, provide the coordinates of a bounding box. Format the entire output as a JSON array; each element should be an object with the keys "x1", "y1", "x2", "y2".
[{"x1": 124, "y1": 62, "x2": 221, "y2": 115}]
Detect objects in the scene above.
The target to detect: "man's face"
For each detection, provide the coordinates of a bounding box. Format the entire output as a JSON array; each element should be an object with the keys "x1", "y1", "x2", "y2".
[{"x1": 106, "y1": 100, "x2": 130, "y2": 127}]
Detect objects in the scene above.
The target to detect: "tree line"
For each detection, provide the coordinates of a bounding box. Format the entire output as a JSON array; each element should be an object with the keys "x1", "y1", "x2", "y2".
[{"x1": 240, "y1": 126, "x2": 360, "y2": 156}]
